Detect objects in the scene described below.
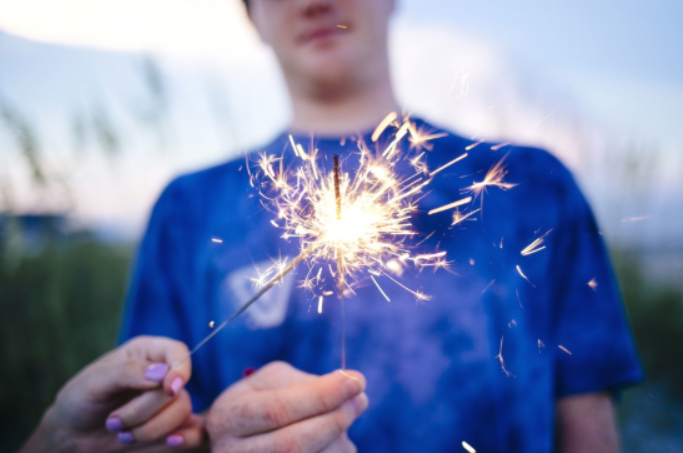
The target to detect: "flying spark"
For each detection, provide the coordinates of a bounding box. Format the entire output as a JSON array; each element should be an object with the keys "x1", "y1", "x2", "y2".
[
  {"x1": 516, "y1": 265, "x2": 535, "y2": 287},
  {"x1": 467, "y1": 155, "x2": 517, "y2": 198},
  {"x1": 558, "y1": 345, "x2": 572, "y2": 355},
  {"x1": 462, "y1": 441, "x2": 477, "y2": 453},
  {"x1": 211, "y1": 238, "x2": 223, "y2": 243},
  {"x1": 587, "y1": 278, "x2": 598, "y2": 291},
  {"x1": 521, "y1": 229, "x2": 553, "y2": 256}
]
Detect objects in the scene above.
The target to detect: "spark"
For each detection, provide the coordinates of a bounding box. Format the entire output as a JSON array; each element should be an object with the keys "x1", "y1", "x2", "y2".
[
  {"x1": 318, "y1": 295, "x2": 324, "y2": 314},
  {"x1": 429, "y1": 153, "x2": 468, "y2": 177},
  {"x1": 521, "y1": 229, "x2": 553, "y2": 256},
  {"x1": 336, "y1": 24, "x2": 347, "y2": 29},
  {"x1": 209, "y1": 320, "x2": 215, "y2": 328},
  {"x1": 371, "y1": 111, "x2": 398, "y2": 142},
  {"x1": 452, "y1": 208, "x2": 480, "y2": 226},
  {"x1": 558, "y1": 345, "x2": 572, "y2": 355},
  {"x1": 407, "y1": 121, "x2": 448, "y2": 151},
  {"x1": 516, "y1": 265, "x2": 535, "y2": 287},
  {"x1": 491, "y1": 142, "x2": 511, "y2": 151},
  {"x1": 462, "y1": 441, "x2": 477, "y2": 453},
  {"x1": 496, "y1": 336, "x2": 512, "y2": 377},
  {"x1": 481, "y1": 279, "x2": 495, "y2": 294},
  {"x1": 211, "y1": 238, "x2": 223, "y2": 243},
  {"x1": 587, "y1": 278, "x2": 598, "y2": 291},
  {"x1": 533, "y1": 110, "x2": 556, "y2": 127},
  {"x1": 370, "y1": 275, "x2": 391, "y2": 302},
  {"x1": 465, "y1": 140, "x2": 483, "y2": 151},
  {"x1": 621, "y1": 215, "x2": 652, "y2": 223},
  {"x1": 467, "y1": 155, "x2": 517, "y2": 198},
  {"x1": 538, "y1": 339, "x2": 545, "y2": 353},
  {"x1": 428, "y1": 197, "x2": 472, "y2": 215}
]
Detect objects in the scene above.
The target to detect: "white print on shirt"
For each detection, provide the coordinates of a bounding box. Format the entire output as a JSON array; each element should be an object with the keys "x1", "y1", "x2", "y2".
[{"x1": 223, "y1": 259, "x2": 295, "y2": 330}]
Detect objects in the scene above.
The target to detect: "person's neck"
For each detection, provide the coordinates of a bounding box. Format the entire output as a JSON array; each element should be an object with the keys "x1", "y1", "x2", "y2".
[{"x1": 288, "y1": 74, "x2": 399, "y2": 137}]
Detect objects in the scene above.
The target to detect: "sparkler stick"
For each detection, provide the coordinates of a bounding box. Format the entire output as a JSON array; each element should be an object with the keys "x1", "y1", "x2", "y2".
[
  {"x1": 173, "y1": 245, "x2": 314, "y2": 369},
  {"x1": 333, "y1": 155, "x2": 347, "y2": 370}
]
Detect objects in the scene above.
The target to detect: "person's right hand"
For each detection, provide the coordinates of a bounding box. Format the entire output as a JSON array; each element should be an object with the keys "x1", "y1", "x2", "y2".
[{"x1": 206, "y1": 361, "x2": 368, "y2": 453}]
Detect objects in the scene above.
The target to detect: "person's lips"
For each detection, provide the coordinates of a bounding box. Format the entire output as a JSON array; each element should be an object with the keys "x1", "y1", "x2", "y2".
[{"x1": 300, "y1": 25, "x2": 348, "y2": 45}]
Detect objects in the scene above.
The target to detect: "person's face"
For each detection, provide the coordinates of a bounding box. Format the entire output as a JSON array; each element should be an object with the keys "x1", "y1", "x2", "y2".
[{"x1": 249, "y1": 0, "x2": 395, "y2": 93}]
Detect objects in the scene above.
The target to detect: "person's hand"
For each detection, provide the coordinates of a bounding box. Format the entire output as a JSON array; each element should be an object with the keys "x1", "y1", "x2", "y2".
[
  {"x1": 19, "y1": 336, "x2": 204, "y2": 453},
  {"x1": 206, "y1": 361, "x2": 368, "y2": 453}
]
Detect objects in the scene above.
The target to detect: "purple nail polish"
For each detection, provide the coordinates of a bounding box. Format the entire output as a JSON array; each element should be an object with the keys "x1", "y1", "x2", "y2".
[
  {"x1": 144, "y1": 363, "x2": 169, "y2": 382},
  {"x1": 105, "y1": 417, "x2": 124, "y2": 432},
  {"x1": 171, "y1": 377, "x2": 184, "y2": 395},
  {"x1": 117, "y1": 431, "x2": 135, "y2": 444},
  {"x1": 166, "y1": 435, "x2": 184, "y2": 447}
]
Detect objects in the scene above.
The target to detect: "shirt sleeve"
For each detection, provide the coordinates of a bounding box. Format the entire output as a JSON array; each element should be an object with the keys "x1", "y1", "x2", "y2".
[{"x1": 550, "y1": 167, "x2": 643, "y2": 398}]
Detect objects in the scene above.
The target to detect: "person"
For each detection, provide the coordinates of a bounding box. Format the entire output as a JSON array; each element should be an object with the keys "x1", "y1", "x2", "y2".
[{"x1": 120, "y1": 0, "x2": 642, "y2": 452}]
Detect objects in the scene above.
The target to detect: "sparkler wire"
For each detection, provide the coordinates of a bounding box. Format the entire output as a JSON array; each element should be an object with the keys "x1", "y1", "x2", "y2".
[
  {"x1": 172, "y1": 245, "x2": 315, "y2": 369},
  {"x1": 333, "y1": 154, "x2": 347, "y2": 370}
]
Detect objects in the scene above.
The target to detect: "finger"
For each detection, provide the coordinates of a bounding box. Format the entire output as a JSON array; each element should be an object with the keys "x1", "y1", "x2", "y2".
[
  {"x1": 247, "y1": 393, "x2": 368, "y2": 453},
  {"x1": 318, "y1": 432, "x2": 357, "y2": 453},
  {"x1": 83, "y1": 358, "x2": 161, "y2": 401},
  {"x1": 121, "y1": 390, "x2": 193, "y2": 444},
  {"x1": 107, "y1": 388, "x2": 173, "y2": 431},
  {"x1": 123, "y1": 336, "x2": 192, "y2": 396},
  {"x1": 248, "y1": 361, "x2": 318, "y2": 390},
  {"x1": 231, "y1": 370, "x2": 366, "y2": 436},
  {"x1": 165, "y1": 415, "x2": 206, "y2": 449}
]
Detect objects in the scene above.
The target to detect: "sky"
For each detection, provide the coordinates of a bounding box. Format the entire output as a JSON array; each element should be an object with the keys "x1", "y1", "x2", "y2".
[{"x1": 0, "y1": 0, "x2": 681, "y2": 261}]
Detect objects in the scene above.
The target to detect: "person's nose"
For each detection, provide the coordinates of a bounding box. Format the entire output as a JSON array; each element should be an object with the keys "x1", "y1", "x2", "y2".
[{"x1": 296, "y1": 0, "x2": 333, "y2": 17}]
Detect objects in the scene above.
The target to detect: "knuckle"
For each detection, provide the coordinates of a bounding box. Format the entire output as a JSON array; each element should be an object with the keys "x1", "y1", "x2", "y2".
[
  {"x1": 261, "y1": 396, "x2": 291, "y2": 427},
  {"x1": 331, "y1": 410, "x2": 352, "y2": 434}
]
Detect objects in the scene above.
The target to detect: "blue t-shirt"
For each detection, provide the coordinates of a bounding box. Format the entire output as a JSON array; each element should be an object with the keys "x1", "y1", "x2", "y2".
[{"x1": 119, "y1": 118, "x2": 642, "y2": 453}]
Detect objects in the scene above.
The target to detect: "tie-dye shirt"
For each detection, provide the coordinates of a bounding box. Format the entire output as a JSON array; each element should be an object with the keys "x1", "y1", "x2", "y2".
[{"x1": 120, "y1": 118, "x2": 642, "y2": 453}]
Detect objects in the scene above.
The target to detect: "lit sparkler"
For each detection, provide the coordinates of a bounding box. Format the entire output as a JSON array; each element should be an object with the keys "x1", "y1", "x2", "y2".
[{"x1": 175, "y1": 115, "x2": 448, "y2": 369}]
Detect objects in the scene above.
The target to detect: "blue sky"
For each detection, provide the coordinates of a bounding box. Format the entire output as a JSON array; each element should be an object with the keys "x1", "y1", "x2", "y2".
[{"x1": 0, "y1": 0, "x2": 681, "y2": 253}]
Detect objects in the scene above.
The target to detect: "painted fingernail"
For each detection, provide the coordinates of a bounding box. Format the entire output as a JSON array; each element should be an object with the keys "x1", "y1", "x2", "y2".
[
  {"x1": 117, "y1": 431, "x2": 135, "y2": 444},
  {"x1": 144, "y1": 363, "x2": 169, "y2": 382},
  {"x1": 171, "y1": 377, "x2": 184, "y2": 395},
  {"x1": 243, "y1": 366, "x2": 256, "y2": 377},
  {"x1": 166, "y1": 435, "x2": 184, "y2": 447},
  {"x1": 105, "y1": 417, "x2": 124, "y2": 432}
]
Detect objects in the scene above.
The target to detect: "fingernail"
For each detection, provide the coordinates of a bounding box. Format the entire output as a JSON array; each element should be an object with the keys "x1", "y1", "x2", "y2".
[
  {"x1": 242, "y1": 366, "x2": 256, "y2": 377},
  {"x1": 144, "y1": 363, "x2": 169, "y2": 382},
  {"x1": 117, "y1": 431, "x2": 135, "y2": 444},
  {"x1": 171, "y1": 377, "x2": 184, "y2": 395},
  {"x1": 347, "y1": 393, "x2": 369, "y2": 415},
  {"x1": 342, "y1": 375, "x2": 363, "y2": 398},
  {"x1": 105, "y1": 417, "x2": 124, "y2": 432},
  {"x1": 166, "y1": 435, "x2": 184, "y2": 447}
]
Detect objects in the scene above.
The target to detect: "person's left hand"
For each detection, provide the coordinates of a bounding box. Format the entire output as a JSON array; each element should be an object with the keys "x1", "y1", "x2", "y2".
[{"x1": 20, "y1": 336, "x2": 205, "y2": 453}]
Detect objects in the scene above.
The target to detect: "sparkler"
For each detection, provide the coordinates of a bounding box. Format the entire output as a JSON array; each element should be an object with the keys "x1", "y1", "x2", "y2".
[{"x1": 175, "y1": 115, "x2": 450, "y2": 369}]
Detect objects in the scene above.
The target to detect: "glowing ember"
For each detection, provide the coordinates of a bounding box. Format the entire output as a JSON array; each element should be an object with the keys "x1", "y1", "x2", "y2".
[{"x1": 587, "y1": 278, "x2": 598, "y2": 291}]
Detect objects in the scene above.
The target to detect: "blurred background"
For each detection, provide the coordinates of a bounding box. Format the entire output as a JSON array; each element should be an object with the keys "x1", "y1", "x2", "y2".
[{"x1": 0, "y1": 0, "x2": 681, "y2": 451}]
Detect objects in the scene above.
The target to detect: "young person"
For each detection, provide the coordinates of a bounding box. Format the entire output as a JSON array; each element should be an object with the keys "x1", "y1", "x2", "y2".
[{"x1": 120, "y1": 0, "x2": 642, "y2": 451}]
